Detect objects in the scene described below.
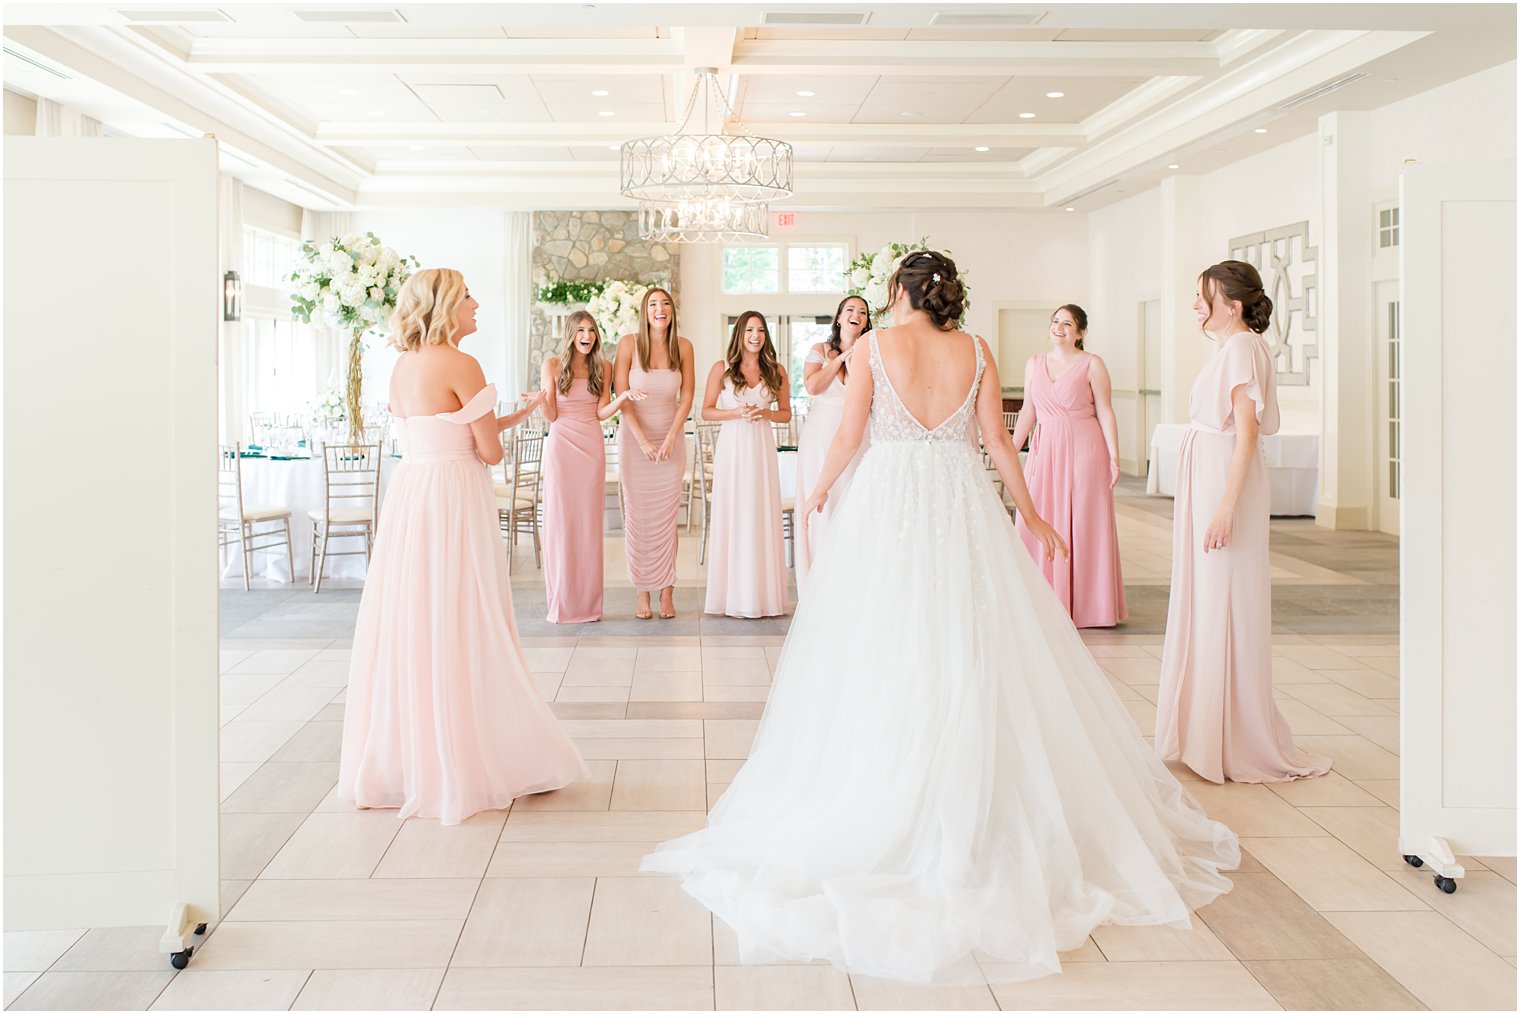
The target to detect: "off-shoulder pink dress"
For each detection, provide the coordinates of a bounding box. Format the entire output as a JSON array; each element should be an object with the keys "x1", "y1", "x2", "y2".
[
  {"x1": 1154, "y1": 334, "x2": 1331, "y2": 783},
  {"x1": 338, "y1": 385, "x2": 588, "y2": 824},
  {"x1": 542, "y1": 378, "x2": 605, "y2": 623}
]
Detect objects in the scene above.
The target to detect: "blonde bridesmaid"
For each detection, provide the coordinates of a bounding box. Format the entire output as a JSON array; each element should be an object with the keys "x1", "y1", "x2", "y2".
[
  {"x1": 1011, "y1": 304, "x2": 1128, "y2": 627},
  {"x1": 794, "y1": 295, "x2": 869, "y2": 587},
  {"x1": 702, "y1": 311, "x2": 790, "y2": 618},
  {"x1": 613, "y1": 287, "x2": 695, "y2": 620},
  {"x1": 1155, "y1": 260, "x2": 1331, "y2": 784},
  {"x1": 540, "y1": 311, "x2": 646, "y2": 623},
  {"x1": 338, "y1": 269, "x2": 587, "y2": 824}
]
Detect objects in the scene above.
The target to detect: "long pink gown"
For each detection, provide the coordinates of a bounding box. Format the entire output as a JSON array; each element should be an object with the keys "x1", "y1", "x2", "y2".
[
  {"x1": 542, "y1": 379, "x2": 605, "y2": 623},
  {"x1": 704, "y1": 379, "x2": 789, "y2": 618},
  {"x1": 338, "y1": 385, "x2": 588, "y2": 825},
  {"x1": 1154, "y1": 333, "x2": 1331, "y2": 783},
  {"x1": 618, "y1": 365, "x2": 685, "y2": 592},
  {"x1": 1015, "y1": 352, "x2": 1127, "y2": 627},
  {"x1": 793, "y1": 347, "x2": 866, "y2": 587}
]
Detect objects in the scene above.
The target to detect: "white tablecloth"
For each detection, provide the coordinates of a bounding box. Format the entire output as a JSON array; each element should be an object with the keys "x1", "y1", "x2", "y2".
[
  {"x1": 224, "y1": 455, "x2": 400, "y2": 583},
  {"x1": 1146, "y1": 424, "x2": 1319, "y2": 517}
]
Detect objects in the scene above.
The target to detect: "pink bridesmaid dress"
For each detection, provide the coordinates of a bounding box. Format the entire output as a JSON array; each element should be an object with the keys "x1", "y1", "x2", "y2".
[
  {"x1": 543, "y1": 379, "x2": 605, "y2": 623},
  {"x1": 1154, "y1": 333, "x2": 1331, "y2": 783},
  {"x1": 338, "y1": 385, "x2": 589, "y2": 825},
  {"x1": 793, "y1": 347, "x2": 866, "y2": 587},
  {"x1": 618, "y1": 365, "x2": 685, "y2": 592},
  {"x1": 1015, "y1": 352, "x2": 1128, "y2": 627},
  {"x1": 704, "y1": 379, "x2": 789, "y2": 618}
]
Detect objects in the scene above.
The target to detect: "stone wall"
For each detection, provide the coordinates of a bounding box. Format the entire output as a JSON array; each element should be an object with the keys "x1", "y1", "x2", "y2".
[{"x1": 529, "y1": 210, "x2": 680, "y2": 369}]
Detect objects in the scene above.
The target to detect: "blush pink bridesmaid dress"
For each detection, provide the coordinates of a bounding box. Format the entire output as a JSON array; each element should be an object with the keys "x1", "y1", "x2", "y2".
[
  {"x1": 704, "y1": 379, "x2": 789, "y2": 618},
  {"x1": 618, "y1": 365, "x2": 685, "y2": 593},
  {"x1": 337, "y1": 385, "x2": 589, "y2": 825},
  {"x1": 1015, "y1": 352, "x2": 1127, "y2": 627},
  {"x1": 542, "y1": 379, "x2": 605, "y2": 623},
  {"x1": 1154, "y1": 333, "x2": 1331, "y2": 783}
]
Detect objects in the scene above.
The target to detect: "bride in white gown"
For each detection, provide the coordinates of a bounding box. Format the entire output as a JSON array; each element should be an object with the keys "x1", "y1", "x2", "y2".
[{"x1": 642, "y1": 251, "x2": 1239, "y2": 985}]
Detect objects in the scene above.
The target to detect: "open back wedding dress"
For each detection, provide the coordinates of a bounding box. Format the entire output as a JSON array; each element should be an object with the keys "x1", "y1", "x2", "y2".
[{"x1": 642, "y1": 331, "x2": 1239, "y2": 985}]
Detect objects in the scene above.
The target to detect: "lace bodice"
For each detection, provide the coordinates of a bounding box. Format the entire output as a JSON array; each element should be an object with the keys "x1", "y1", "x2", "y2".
[{"x1": 867, "y1": 331, "x2": 985, "y2": 445}]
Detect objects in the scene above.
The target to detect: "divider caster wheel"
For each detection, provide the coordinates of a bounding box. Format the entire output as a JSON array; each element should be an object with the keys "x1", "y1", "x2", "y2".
[
  {"x1": 194, "y1": 923, "x2": 207, "y2": 936},
  {"x1": 1434, "y1": 875, "x2": 1457, "y2": 894},
  {"x1": 169, "y1": 947, "x2": 193, "y2": 970},
  {"x1": 1403, "y1": 854, "x2": 1423, "y2": 868}
]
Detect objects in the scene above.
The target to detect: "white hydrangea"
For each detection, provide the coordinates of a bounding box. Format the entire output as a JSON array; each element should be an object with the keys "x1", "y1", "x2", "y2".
[{"x1": 289, "y1": 232, "x2": 417, "y2": 334}]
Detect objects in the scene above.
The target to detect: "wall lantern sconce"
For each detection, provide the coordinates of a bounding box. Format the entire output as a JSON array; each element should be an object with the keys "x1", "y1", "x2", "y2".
[{"x1": 223, "y1": 270, "x2": 242, "y2": 322}]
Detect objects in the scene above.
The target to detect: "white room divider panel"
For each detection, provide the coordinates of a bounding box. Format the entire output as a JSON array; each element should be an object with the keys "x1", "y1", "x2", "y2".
[
  {"x1": 1399, "y1": 159, "x2": 1517, "y2": 877},
  {"x1": 3, "y1": 139, "x2": 220, "y2": 933}
]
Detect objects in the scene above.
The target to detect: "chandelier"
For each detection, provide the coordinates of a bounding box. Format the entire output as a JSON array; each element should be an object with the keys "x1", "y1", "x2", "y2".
[{"x1": 620, "y1": 66, "x2": 792, "y2": 241}]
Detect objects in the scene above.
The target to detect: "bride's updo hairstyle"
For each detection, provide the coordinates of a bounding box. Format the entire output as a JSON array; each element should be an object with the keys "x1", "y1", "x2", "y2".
[
  {"x1": 888, "y1": 250, "x2": 967, "y2": 330},
  {"x1": 388, "y1": 267, "x2": 469, "y2": 352},
  {"x1": 1198, "y1": 259, "x2": 1273, "y2": 335}
]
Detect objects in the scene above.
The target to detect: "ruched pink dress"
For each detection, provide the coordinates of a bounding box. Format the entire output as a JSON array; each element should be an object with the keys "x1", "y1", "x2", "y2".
[
  {"x1": 704, "y1": 379, "x2": 789, "y2": 618},
  {"x1": 337, "y1": 385, "x2": 588, "y2": 824},
  {"x1": 618, "y1": 365, "x2": 685, "y2": 592},
  {"x1": 542, "y1": 378, "x2": 605, "y2": 623}
]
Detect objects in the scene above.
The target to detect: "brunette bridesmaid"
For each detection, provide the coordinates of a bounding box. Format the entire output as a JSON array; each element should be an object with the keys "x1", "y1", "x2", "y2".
[
  {"x1": 540, "y1": 311, "x2": 646, "y2": 623},
  {"x1": 613, "y1": 287, "x2": 695, "y2": 620},
  {"x1": 794, "y1": 295, "x2": 869, "y2": 587},
  {"x1": 1011, "y1": 304, "x2": 1127, "y2": 627},
  {"x1": 1154, "y1": 260, "x2": 1331, "y2": 783},
  {"x1": 702, "y1": 311, "x2": 790, "y2": 618}
]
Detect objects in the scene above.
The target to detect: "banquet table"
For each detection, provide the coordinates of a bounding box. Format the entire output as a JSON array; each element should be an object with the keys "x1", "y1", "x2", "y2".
[
  {"x1": 225, "y1": 453, "x2": 401, "y2": 583},
  {"x1": 1146, "y1": 424, "x2": 1319, "y2": 517}
]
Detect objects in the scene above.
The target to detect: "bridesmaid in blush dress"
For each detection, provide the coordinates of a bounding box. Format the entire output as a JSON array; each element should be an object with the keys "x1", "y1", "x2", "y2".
[
  {"x1": 1154, "y1": 260, "x2": 1331, "y2": 783},
  {"x1": 702, "y1": 311, "x2": 791, "y2": 618},
  {"x1": 613, "y1": 287, "x2": 695, "y2": 620},
  {"x1": 794, "y1": 295, "x2": 870, "y2": 588},
  {"x1": 1012, "y1": 304, "x2": 1127, "y2": 627},
  {"x1": 539, "y1": 311, "x2": 647, "y2": 623},
  {"x1": 338, "y1": 269, "x2": 587, "y2": 825}
]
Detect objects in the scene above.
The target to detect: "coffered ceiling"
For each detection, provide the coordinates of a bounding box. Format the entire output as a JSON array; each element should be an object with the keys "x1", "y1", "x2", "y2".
[{"x1": 3, "y1": 3, "x2": 1513, "y2": 211}]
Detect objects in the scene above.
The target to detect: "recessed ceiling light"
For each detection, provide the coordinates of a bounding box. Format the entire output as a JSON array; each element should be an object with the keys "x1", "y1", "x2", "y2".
[
  {"x1": 1045, "y1": 91, "x2": 1064, "y2": 99},
  {"x1": 1167, "y1": 163, "x2": 1180, "y2": 170},
  {"x1": 1018, "y1": 112, "x2": 1036, "y2": 119},
  {"x1": 795, "y1": 90, "x2": 815, "y2": 97},
  {"x1": 591, "y1": 89, "x2": 609, "y2": 97},
  {"x1": 366, "y1": 109, "x2": 384, "y2": 117},
  {"x1": 598, "y1": 110, "x2": 615, "y2": 117},
  {"x1": 1064, "y1": 206, "x2": 1075, "y2": 212},
  {"x1": 1253, "y1": 127, "x2": 1268, "y2": 134},
  {"x1": 900, "y1": 111, "x2": 922, "y2": 117},
  {"x1": 789, "y1": 111, "x2": 806, "y2": 117},
  {"x1": 974, "y1": 145, "x2": 990, "y2": 152},
  {"x1": 340, "y1": 88, "x2": 359, "y2": 97}
]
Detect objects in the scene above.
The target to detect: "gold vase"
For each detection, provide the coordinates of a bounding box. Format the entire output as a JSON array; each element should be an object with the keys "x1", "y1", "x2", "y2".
[{"x1": 345, "y1": 329, "x2": 365, "y2": 443}]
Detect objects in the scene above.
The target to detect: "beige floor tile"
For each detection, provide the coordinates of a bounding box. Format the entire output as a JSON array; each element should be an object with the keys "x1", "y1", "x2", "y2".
[
  {"x1": 224, "y1": 648, "x2": 320, "y2": 675},
  {"x1": 1100, "y1": 658, "x2": 1161, "y2": 686},
  {"x1": 717, "y1": 965, "x2": 856, "y2": 1010},
  {"x1": 190, "y1": 920, "x2": 461, "y2": 971},
  {"x1": 220, "y1": 761, "x2": 338, "y2": 814},
  {"x1": 434, "y1": 965, "x2": 713, "y2": 1011},
  {"x1": 1327, "y1": 910, "x2": 1517, "y2": 1010},
  {"x1": 705, "y1": 719, "x2": 760, "y2": 759},
  {"x1": 1242, "y1": 837, "x2": 1429, "y2": 912},
  {"x1": 523, "y1": 646, "x2": 575, "y2": 672},
  {"x1": 1104, "y1": 675, "x2": 1143, "y2": 701},
  {"x1": 1267, "y1": 770, "x2": 1385, "y2": 807},
  {"x1": 502, "y1": 810, "x2": 706, "y2": 843},
  {"x1": 268, "y1": 721, "x2": 343, "y2": 763},
  {"x1": 629, "y1": 670, "x2": 703, "y2": 702},
  {"x1": 261, "y1": 812, "x2": 402, "y2": 879},
  {"x1": 555, "y1": 684, "x2": 632, "y2": 704},
  {"x1": 220, "y1": 671, "x2": 285, "y2": 706},
  {"x1": 219, "y1": 721, "x2": 304, "y2": 764},
  {"x1": 292, "y1": 968, "x2": 444, "y2": 1010},
  {"x1": 220, "y1": 648, "x2": 255, "y2": 672},
  {"x1": 1294, "y1": 735, "x2": 1399, "y2": 781},
  {"x1": 1185, "y1": 781, "x2": 1327, "y2": 837},
  {"x1": 228, "y1": 878, "x2": 479, "y2": 922},
  {"x1": 628, "y1": 700, "x2": 766, "y2": 719},
  {"x1": 487, "y1": 841, "x2": 659, "y2": 878},
  {"x1": 635, "y1": 646, "x2": 702, "y2": 672},
  {"x1": 1479, "y1": 855, "x2": 1518, "y2": 884},
  {"x1": 701, "y1": 684, "x2": 772, "y2": 702},
  {"x1": 1273, "y1": 699, "x2": 1353, "y2": 736},
  {"x1": 4, "y1": 929, "x2": 86, "y2": 972},
  {"x1": 552, "y1": 701, "x2": 629, "y2": 719},
  {"x1": 985, "y1": 960, "x2": 1278, "y2": 1010},
  {"x1": 582, "y1": 876, "x2": 713, "y2": 966},
  {"x1": 220, "y1": 812, "x2": 307, "y2": 880},
  {"x1": 452, "y1": 878, "x2": 595, "y2": 967},
  {"x1": 562, "y1": 656, "x2": 636, "y2": 686},
  {"x1": 700, "y1": 645, "x2": 767, "y2": 660},
  {"x1": 535, "y1": 672, "x2": 565, "y2": 700},
  {"x1": 574, "y1": 737, "x2": 706, "y2": 760},
  {"x1": 221, "y1": 881, "x2": 253, "y2": 913},
  {"x1": 1195, "y1": 872, "x2": 1363, "y2": 960},
  {"x1": 4, "y1": 972, "x2": 41, "y2": 1006},
  {"x1": 702, "y1": 659, "x2": 773, "y2": 686},
  {"x1": 7, "y1": 970, "x2": 174, "y2": 1011},
  {"x1": 1389, "y1": 869, "x2": 1516, "y2": 956},
  {"x1": 1276, "y1": 644, "x2": 1366, "y2": 669},
  {"x1": 221, "y1": 703, "x2": 250, "y2": 726},
  {"x1": 765, "y1": 645, "x2": 783, "y2": 670},
  {"x1": 1355, "y1": 779, "x2": 1402, "y2": 808},
  {"x1": 572, "y1": 644, "x2": 642, "y2": 659},
  {"x1": 283, "y1": 657, "x2": 350, "y2": 689},
  {"x1": 1269, "y1": 657, "x2": 1336, "y2": 685},
  {"x1": 1337, "y1": 715, "x2": 1400, "y2": 753},
  {"x1": 149, "y1": 969, "x2": 310, "y2": 1010},
  {"x1": 561, "y1": 718, "x2": 703, "y2": 739},
  {"x1": 711, "y1": 917, "x2": 806, "y2": 967},
  {"x1": 1090, "y1": 913, "x2": 1233, "y2": 961},
  {"x1": 610, "y1": 759, "x2": 707, "y2": 811},
  {"x1": 1299, "y1": 805, "x2": 1406, "y2": 870},
  {"x1": 50, "y1": 927, "x2": 165, "y2": 972},
  {"x1": 373, "y1": 810, "x2": 508, "y2": 878},
  {"x1": 850, "y1": 975, "x2": 997, "y2": 1010},
  {"x1": 314, "y1": 703, "x2": 345, "y2": 721},
  {"x1": 1086, "y1": 644, "x2": 1156, "y2": 658},
  {"x1": 508, "y1": 759, "x2": 616, "y2": 811},
  {"x1": 1242, "y1": 956, "x2": 1424, "y2": 1010},
  {"x1": 1122, "y1": 698, "x2": 1157, "y2": 730},
  {"x1": 1279, "y1": 683, "x2": 1395, "y2": 717}
]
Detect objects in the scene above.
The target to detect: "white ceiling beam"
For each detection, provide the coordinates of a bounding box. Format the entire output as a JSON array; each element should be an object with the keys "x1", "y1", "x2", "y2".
[
  {"x1": 730, "y1": 39, "x2": 1219, "y2": 77},
  {"x1": 316, "y1": 122, "x2": 1085, "y2": 147}
]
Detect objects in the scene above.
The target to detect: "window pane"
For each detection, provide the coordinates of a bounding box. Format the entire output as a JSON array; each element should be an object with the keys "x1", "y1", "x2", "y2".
[
  {"x1": 722, "y1": 246, "x2": 780, "y2": 294},
  {"x1": 787, "y1": 317, "x2": 832, "y2": 401},
  {"x1": 787, "y1": 244, "x2": 847, "y2": 293}
]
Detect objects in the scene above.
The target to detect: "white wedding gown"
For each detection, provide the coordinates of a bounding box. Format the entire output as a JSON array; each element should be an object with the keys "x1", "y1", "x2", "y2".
[{"x1": 642, "y1": 331, "x2": 1239, "y2": 985}]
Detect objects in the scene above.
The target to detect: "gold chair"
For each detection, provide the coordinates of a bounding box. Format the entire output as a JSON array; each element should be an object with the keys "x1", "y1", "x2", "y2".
[
  {"x1": 771, "y1": 416, "x2": 800, "y2": 449},
  {"x1": 218, "y1": 445, "x2": 294, "y2": 590},
  {"x1": 1002, "y1": 410, "x2": 1018, "y2": 434},
  {"x1": 603, "y1": 419, "x2": 625, "y2": 525},
  {"x1": 310, "y1": 443, "x2": 382, "y2": 593},
  {"x1": 497, "y1": 428, "x2": 544, "y2": 570},
  {"x1": 693, "y1": 419, "x2": 721, "y2": 565}
]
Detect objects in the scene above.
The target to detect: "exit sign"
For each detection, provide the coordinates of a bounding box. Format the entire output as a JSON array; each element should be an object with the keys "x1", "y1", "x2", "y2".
[{"x1": 776, "y1": 212, "x2": 795, "y2": 227}]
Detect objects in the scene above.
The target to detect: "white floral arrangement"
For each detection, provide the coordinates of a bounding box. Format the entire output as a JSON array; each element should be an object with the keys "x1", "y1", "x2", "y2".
[
  {"x1": 289, "y1": 232, "x2": 418, "y2": 333},
  {"x1": 585, "y1": 279, "x2": 653, "y2": 341},
  {"x1": 309, "y1": 386, "x2": 346, "y2": 423},
  {"x1": 846, "y1": 239, "x2": 969, "y2": 324}
]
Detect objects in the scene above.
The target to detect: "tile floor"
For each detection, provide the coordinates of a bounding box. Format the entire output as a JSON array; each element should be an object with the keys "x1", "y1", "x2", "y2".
[{"x1": 5, "y1": 489, "x2": 1513, "y2": 1010}]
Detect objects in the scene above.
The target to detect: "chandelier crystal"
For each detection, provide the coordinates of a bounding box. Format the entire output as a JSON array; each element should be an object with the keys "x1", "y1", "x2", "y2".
[{"x1": 638, "y1": 197, "x2": 770, "y2": 244}]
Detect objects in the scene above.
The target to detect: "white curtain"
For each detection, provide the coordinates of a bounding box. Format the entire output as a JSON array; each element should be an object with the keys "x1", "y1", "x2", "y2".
[
  {"x1": 220, "y1": 177, "x2": 245, "y2": 443},
  {"x1": 34, "y1": 98, "x2": 104, "y2": 137},
  {"x1": 300, "y1": 208, "x2": 355, "y2": 397},
  {"x1": 504, "y1": 211, "x2": 532, "y2": 398}
]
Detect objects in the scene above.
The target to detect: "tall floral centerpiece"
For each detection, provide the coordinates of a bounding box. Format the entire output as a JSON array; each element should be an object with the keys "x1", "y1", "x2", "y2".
[
  {"x1": 290, "y1": 232, "x2": 418, "y2": 441},
  {"x1": 845, "y1": 239, "x2": 970, "y2": 325},
  {"x1": 584, "y1": 280, "x2": 652, "y2": 342}
]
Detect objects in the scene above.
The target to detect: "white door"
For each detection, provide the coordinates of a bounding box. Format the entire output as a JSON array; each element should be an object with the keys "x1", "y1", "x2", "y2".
[
  {"x1": 1399, "y1": 159, "x2": 1516, "y2": 859},
  {"x1": 1373, "y1": 281, "x2": 1401, "y2": 535},
  {"x1": 3, "y1": 138, "x2": 221, "y2": 928}
]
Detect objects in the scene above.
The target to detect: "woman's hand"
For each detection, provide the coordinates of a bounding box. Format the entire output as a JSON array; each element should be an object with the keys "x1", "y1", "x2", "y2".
[
  {"x1": 637, "y1": 437, "x2": 659, "y2": 461},
  {"x1": 621, "y1": 389, "x2": 649, "y2": 404},
  {"x1": 1203, "y1": 508, "x2": 1234, "y2": 553},
  {"x1": 1109, "y1": 459, "x2": 1121, "y2": 489},
  {"x1": 801, "y1": 489, "x2": 828, "y2": 531},
  {"x1": 1023, "y1": 514, "x2": 1069, "y2": 562},
  {"x1": 656, "y1": 432, "x2": 677, "y2": 461}
]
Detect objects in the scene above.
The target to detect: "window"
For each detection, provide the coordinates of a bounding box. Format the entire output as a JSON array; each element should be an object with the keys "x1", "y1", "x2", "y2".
[
  {"x1": 1378, "y1": 206, "x2": 1401, "y2": 249},
  {"x1": 787, "y1": 245, "x2": 848, "y2": 293},
  {"x1": 722, "y1": 246, "x2": 780, "y2": 294},
  {"x1": 244, "y1": 318, "x2": 317, "y2": 419},
  {"x1": 722, "y1": 242, "x2": 850, "y2": 296},
  {"x1": 242, "y1": 225, "x2": 302, "y2": 289}
]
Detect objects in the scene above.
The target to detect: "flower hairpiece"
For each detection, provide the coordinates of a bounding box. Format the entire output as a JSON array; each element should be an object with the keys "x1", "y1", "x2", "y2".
[{"x1": 932, "y1": 272, "x2": 941, "y2": 283}]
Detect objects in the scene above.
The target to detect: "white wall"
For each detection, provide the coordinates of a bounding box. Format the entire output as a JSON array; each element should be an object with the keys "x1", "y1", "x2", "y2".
[{"x1": 1370, "y1": 61, "x2": 1517, "y2": 187}]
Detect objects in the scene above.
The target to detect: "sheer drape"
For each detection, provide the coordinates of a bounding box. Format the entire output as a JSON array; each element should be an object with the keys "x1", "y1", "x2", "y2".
[
  {"x1": 220, "y1": 177, "x2": 245, "y2": 443},
  {"x1": 504, "y1": 211, "x2": 532, "y2": 399},
  {"x1": 34, "y1": 98, "x2": 104, "y2": 137}
]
